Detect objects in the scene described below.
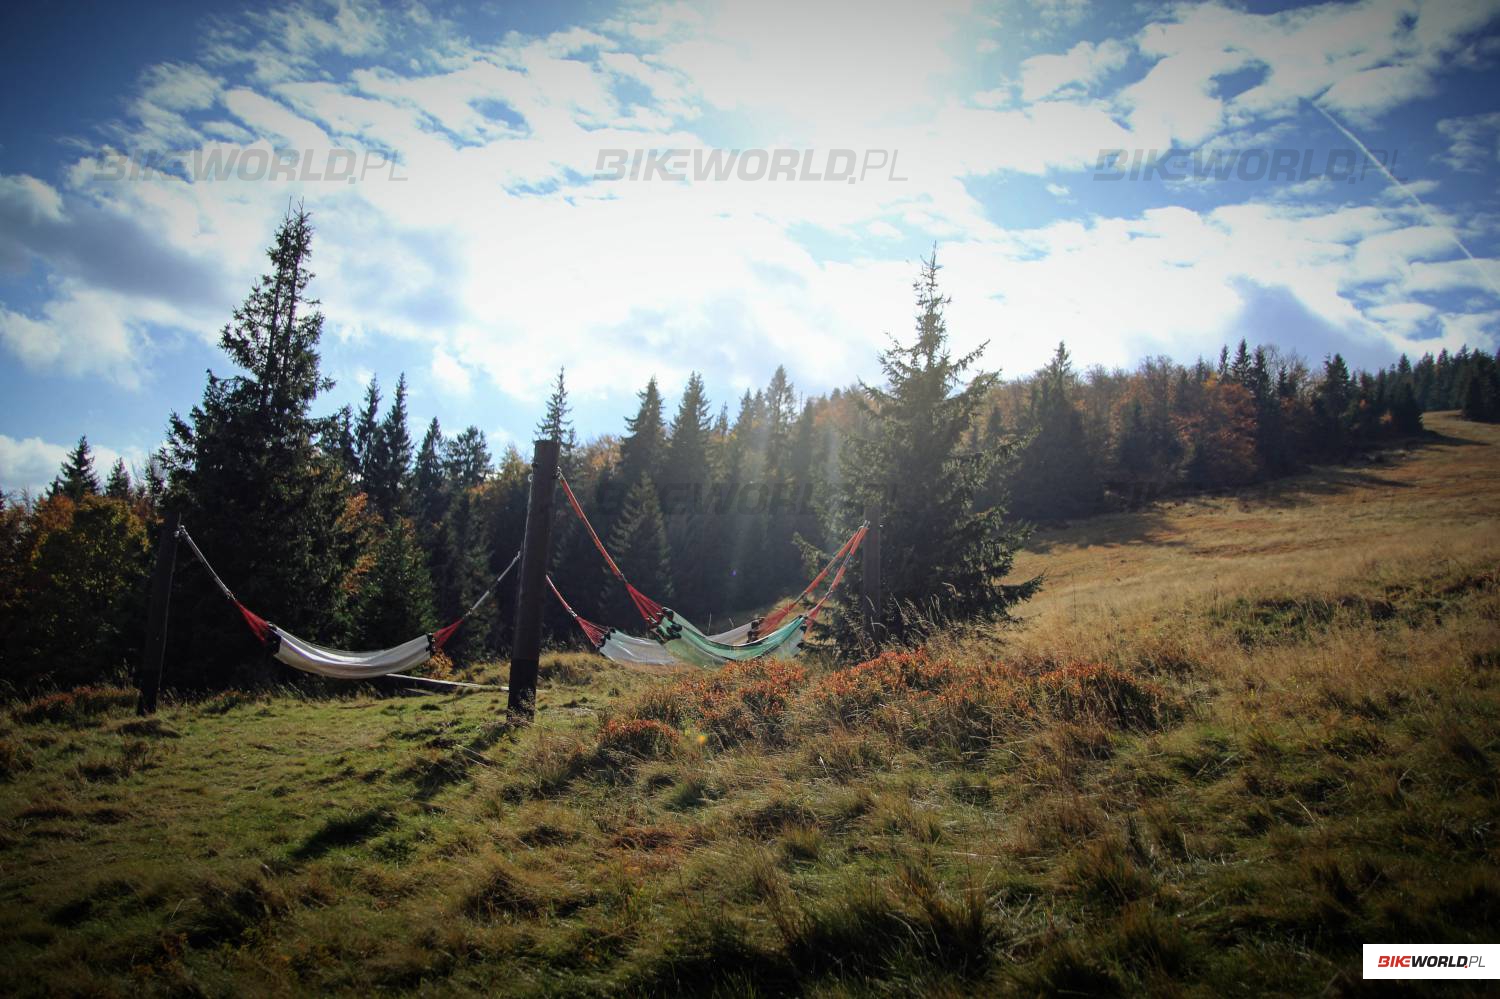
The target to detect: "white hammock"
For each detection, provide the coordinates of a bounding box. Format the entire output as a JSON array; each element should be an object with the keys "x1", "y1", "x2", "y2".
[
  {"x1": 268, "y1": 630, "x2": 441, "y2": 679},
  {"x1": 179, "y1": 525, "x2": 517, "y2": 683}
]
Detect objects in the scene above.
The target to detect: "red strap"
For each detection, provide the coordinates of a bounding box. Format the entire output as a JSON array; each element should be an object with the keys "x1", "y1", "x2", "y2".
[
  {"x1": 807, "y1": 526, "x2": 867, "y2": 622},
  {"x1": 627, "y1": 584, "x2": 664, "y2": 626},
  {"x1": 432, "y1": 618, "x2": 463, "y2": 650},
  {"x1": 559, "y1": 474, "x2": 625, "y2": 580},
  {"x1": 235, "y1": 601, "x2": 273, "y2": 644},
  {"x1": 547, "y1": 576, "x2": 610, "y2": 647},
  {"x1": 759, "y1": 524, "x2": 863, "y2": 633}
]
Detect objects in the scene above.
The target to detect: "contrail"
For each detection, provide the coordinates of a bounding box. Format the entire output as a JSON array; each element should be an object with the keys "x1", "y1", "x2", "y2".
[{"x1": 1308, "y1": 99, "x2": 1500, "y2": 302}]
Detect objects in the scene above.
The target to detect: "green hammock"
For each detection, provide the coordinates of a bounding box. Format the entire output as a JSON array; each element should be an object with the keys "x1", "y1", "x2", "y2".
[{"x1": 649, "y1": 610, "x2": 808, "y2": 667}]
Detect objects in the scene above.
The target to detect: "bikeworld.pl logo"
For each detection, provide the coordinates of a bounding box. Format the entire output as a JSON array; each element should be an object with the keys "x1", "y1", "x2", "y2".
[
  {"x1": 1378, "y1": 956, "x2": 1481, "y2": 968},
  {"x1": 594, "y1": 148, "x2": 908, "y2": 184},
  {"x1": 1364, "y1": 944, "x2": 1499, "y2": 979},
  {"x1": 1094, "y1": 146, "x2": 1397, "y2": 184},
  {"x1": 92, "y1": 146, "x2": 408, "y2": 184}
]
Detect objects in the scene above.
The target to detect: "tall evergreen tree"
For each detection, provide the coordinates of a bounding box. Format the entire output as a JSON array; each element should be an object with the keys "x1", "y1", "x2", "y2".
[
  {"x1": 432, "y1": 486, "x2": 497, "y2": 663},
  {"x1": 1011, "y1": 342, "x2": 1101, "y2": 520},
  {"x1": 324, "y1": 404, "x2": 360, "y2": 480},
  {"x1": 663, "y1": 372, "x2": 712, "y2": 514},
  {"x1": 536, "y1": 368, "x2": 578, "y2": 470},
  {"x1": 413, "y1": 417, "x2": 448, "y2": 529},
  {"x1": 368, "y1": 373, "x2": 413, "y2": 519},
  {"x1": 161, "y1": 206, "x2": 358, "y2": 681},
  {"x1": 618, "y1": 377, "x2": 667, "y2": 493},
  {"x1": 835, "y1": 251, "x2": 1038, "y2": 647},
  {"x1": 444, "y1": 426, "x2": 491, "y2": 488},
  {"x1": 1314, "y1": 354, "x2": 1354, "y2": 454},
  {"x1": 356, "y1": 517, "x2": 436, "y2": 649},
  {"x1": 51, "y1": 437, "x2": 100, "y2": 501},
  {"x1": 599, "y1": 476, "x2": 674, "y2": 625},
  {"x1": 354, "y1": 376, "x2": 382, "y2": 485},
  {"x1": 662, "y1": 373, "x2": 715, "y2": 617},
  {"x1": 104, "y1": 458, "x2": 132, "y2": 500}
]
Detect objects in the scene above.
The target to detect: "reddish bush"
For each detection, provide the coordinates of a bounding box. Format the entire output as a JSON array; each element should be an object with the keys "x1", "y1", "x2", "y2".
[
  {"x1": 12, "y1": 685, "x2": 137, "y2": 726},
  {"x1": 595, "y1": 718, "x2": 681, "y2": 761},
  {"x1": 621, "y1": 659, "x2": 807, "y2": 748}
]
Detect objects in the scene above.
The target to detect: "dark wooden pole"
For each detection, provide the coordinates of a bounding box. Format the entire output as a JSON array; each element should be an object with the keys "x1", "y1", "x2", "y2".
[
  {"x1": 508, "y1": 439, "x2": 561, "y2": 720},
  {"x1": 136, "y1": 511, "x2": 182, "y2": 716},
  {"x1": 861, "y1": 499, "x2": 882, "y2": 647}
]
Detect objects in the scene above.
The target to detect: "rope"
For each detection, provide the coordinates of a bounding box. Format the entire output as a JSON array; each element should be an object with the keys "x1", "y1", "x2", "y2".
[
  {"x1": 434, "y1": 550, "x2": 522, "y2": 650},
  {"x1": 178, "y1": 521, "x2": 520, "y2": 652},
  {"x1": 177, "y1": 526, "x2": 236, "y2": 602},
  {"x1": 179, "y1": 525, "x2": 275, "y2": 643},
  {"x1": 806, "y1": 525, "x2": 867, "y2": 622},
  {"x1": 558, "y1": 474, "x2": 624, "y2": 579},
  {"x1": 757, "y1": 522, "x2": 867, "y2": 634},
  {"x1": 465, "y1": 551, "x2": 521, "y2": 618},
  {"x1": 547, "y1": 575, "x2": 610, "y2": 647},
  {"x1": 558, "y1": 473, "x2": 665, "y2": 625}
]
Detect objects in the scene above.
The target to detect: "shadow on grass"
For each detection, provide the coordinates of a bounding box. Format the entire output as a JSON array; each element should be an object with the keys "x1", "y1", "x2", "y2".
[
  {"x1": 400, "y1": 719, "x2": 517, "y2": 803},
  {"x1": 291, "y1": 807, "x2": 397, "y2": 859}
]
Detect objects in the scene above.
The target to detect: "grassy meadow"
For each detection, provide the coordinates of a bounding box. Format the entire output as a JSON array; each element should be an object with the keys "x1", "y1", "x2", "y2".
[{"x1": 2, "y1": 411, "x2": 1498, "y2": 996}]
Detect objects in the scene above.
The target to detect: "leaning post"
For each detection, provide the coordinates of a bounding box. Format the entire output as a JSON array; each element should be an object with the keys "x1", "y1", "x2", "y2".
[
  {"x1": 508, "y1": 439, "x2": 561, "y2": 721},
  {"x1": 136, "y1": 511, "x2": 182, "y2": 716},
  {"x1": 861, "y1": 499, "x2": 883, "y2": 649}
]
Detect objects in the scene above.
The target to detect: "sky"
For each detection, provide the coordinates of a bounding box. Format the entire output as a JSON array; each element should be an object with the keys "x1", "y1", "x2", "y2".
[{"x1": 2, "y1": 0, "x2": 1498, "y2": 494}]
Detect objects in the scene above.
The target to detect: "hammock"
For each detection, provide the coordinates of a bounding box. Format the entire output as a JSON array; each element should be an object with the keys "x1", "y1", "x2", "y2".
[
  {"x1": 546, "y1": 487, "x2": 865, "y2": 668},
  {"x1": 179, "y1": 525, "x2": 518, "y2": 682}
]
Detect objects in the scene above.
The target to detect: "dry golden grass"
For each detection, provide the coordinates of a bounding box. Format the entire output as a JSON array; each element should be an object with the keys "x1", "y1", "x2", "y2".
[
  {"x1": 2, "y1": 411, "x2": 1498, "y2": 996},
  {"x1": 1004, "y1": 410, "x2": 1500, "y2": 652}
]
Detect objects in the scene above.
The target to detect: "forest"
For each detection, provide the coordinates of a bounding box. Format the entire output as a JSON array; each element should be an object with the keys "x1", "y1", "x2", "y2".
[{"x1": 2, "y1": 207, "x2": 1497, "y2": 694}]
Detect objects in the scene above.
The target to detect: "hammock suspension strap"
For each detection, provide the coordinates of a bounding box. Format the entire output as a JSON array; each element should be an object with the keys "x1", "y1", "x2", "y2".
[
  {"x1": 558, "y1": 473, "x2": 665, "y2": 625},
  {"x1": 756, "y1": 522, "x2": 867, "y2": 635},
  {"x1": 178, "y1": 523, "x2": 520, "y2": 653},
  {"x1": 546, "y1": 575, "x2": 610, "y2": 647}
]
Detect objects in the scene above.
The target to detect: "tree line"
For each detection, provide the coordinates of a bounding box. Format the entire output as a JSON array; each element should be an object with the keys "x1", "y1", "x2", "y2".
[{"x1": 1, "y1": 208, "x2": 1489, "y2": 691}]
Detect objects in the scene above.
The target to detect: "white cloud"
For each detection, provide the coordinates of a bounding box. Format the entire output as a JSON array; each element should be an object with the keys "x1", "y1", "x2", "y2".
[
  {"x1": 0, "y1": 288, "x2": 146, "y2": 388},
  {"x1": 0, "y1": 434, "x2": 144, "y2": 497},
  {"x1": 1437, "y1": 111, "x2": 1500, "y2": 172},
  {"x1": 3, "y1": 0, "x2": 1497, "y2": 445},
  {"x1": 1019, "y1": 38, "x2": 1128, "y2": 102}
]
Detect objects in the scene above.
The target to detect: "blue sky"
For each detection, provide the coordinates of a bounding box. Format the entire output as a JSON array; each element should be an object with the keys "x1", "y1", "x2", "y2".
[{"x1": 2, "y1": 0, "x2": 1498, "y2": 492}]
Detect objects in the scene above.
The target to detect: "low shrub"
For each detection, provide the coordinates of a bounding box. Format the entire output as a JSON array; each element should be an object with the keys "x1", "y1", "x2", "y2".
[{"x1": 12, "y1": 686, "x2": 137, "y2": 726}]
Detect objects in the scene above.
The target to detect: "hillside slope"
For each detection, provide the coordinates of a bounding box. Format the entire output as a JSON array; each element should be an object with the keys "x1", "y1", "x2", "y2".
[{"x1": 1, "y1": 412, "x2": 1497, "y2": 996}]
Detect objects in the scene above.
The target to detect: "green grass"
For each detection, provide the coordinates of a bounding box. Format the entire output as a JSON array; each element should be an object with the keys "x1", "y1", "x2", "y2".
[{"x1": 2, "y1": 413, "x2": 1499, "y2": 995}]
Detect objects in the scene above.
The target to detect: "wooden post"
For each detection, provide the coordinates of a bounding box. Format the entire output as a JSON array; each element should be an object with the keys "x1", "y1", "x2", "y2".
[
  {"x1": 861, "y1": 499, "x2": 882, "y2": 647},
  {"x1": 508, "y1": 439, "x2": 561, "y2": 721},
  {"x1": 136, "y1": 511, "x2": 182, "y2": 716}
]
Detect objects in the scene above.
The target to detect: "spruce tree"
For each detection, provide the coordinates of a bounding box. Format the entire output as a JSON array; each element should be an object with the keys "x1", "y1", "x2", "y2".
[
  {"x1": 357, "y1": 517, "x2": 436, "y2": 649},
  {"x1": 618, "y1": 377, "x2": 667, "y2": 493},
  {"x1": 412, "y1": 417, "x2": 450, "y2": 593},
  {"x1": 663, "y1": 373, "x2": 715, "y2": 617},
  {"x1": 1011, "y1": 342, "x2": 1101, "y2": 520},
  {"x1": 835, "y1": 251, "x2": 1038, "y2": 647},
  {"x1": 536, "y1": 368, "x2": 578, "y2": 469},
  {"x1": 433, "y1": 486, "x2": 497, "y2": 663},
  {"x1": 599, "y1": 476, "x2": 674, "y2": 624},
  {"x1": 1314, "y1": 354, "x2": 1354, "y2": 454},
  {"x1": 51, "y1": 437, "x2": 99, "y2": 501},
  {"x1": 368, "y1": 373, "x2": 413, "y2": 519},
  {"x1": 355, "y1": 376, "x2": 383, "y2": 485},
  {"x1": 104, "y1": 458, "x2": 132, "y2": 500},
  {"x1": 161, "y1": 206, "x2": 358, "y2": 681},
  {"x1": 444, "y1": 426, "x2": 491, "y2": 488}
]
